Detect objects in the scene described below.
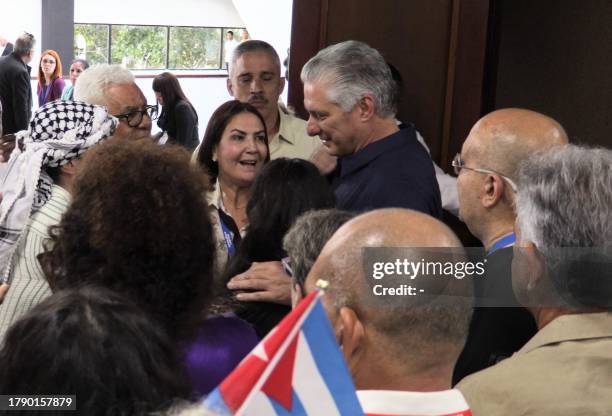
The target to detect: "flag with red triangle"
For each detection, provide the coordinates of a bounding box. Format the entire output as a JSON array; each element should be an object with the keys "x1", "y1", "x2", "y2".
[{"x1": 203, "y1": 290, "x2": 364, "y2": 415}]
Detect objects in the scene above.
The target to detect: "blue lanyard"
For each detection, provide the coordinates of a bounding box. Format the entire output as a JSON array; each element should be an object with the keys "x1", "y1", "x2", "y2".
[
  {"x1": 487, "y1": 233, "x2": 516, "y2": 256},
  {"x1": 219, "y1": 213, "x2": 236, "y2": 257}
]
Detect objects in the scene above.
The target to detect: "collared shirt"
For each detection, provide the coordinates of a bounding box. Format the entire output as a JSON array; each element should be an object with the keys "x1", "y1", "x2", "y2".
[
  {"x1": 0, "y1": 185, "x2": 71, "y2": 341},
  {"x1": 458, "y1": 312, "x2": 612, "y2": 415},
  {"x1": 331, "y1": 126, "x2": 442, "y2": 217},
  {"x1": 267, "y1": 108, "x2": 319, "y2": 160},
  {"x1": 358, "y1": 389, "x2": 472, "y2": 416},
  {"x1": 191, "y1": 105, "x2": 318, "y2": 163}
]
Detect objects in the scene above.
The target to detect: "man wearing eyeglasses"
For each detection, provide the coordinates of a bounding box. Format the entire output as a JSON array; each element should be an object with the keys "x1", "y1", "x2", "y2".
[
  {"x1": 0, "y1": 64, "x2": 155, "y2": 163},
  {"x1": 74, "y1": 64, "x2": 154, "y2": 141},
  {"x1": 452, "y1": 108, "x2": 568, "y2": 384}
]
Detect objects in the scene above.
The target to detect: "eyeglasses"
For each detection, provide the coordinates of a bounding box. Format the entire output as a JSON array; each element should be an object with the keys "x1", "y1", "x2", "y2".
[
  {"x1": 115, "y1": 105, "x2": 158, "y2": 127},
  {"x1": 281, "y1": 257, "x2": 293, "y2": 277},
  {"x1": 452, "y1": 153, "x2": 518, "y2": 192},
  {"x1": 283, "y1": 257, "x2": 310, "y2": 301},
  {"x1": 42, "y1": 59, "x2": 56, "y2": 64}
]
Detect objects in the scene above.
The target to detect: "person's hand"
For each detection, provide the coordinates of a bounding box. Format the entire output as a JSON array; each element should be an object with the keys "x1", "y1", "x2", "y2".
[
  {"x1": 0, "y1": 134, "x2": 17, "y2": 162},
  {"x1": 309, "y1": 144, "x2": 337, "y2": 175},
  {"x1": 0, "y1": 283, "x2": 9, "y2": 304},
  {"x1": 227, "y1": 261, "x2": 292, "y2": 305}
]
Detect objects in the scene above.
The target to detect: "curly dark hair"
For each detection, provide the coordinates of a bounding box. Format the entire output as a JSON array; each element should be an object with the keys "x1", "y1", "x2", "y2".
[
  {"x1": 0, "y1": 286, "x2": 189, "y2": 415},
  {"x1": 42, "y1": 139, "x2": 215, "y2": 342},
  {"x1": 196, "y1": 100, "x2": 270, "y2": 184}
]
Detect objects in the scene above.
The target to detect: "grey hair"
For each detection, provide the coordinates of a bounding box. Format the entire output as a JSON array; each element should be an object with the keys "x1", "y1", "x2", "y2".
[
  {"x1": 300, "y1": 40, "x2": 397, "y2": 117},
  {"x1": 282, "y1": 209, "x2": 355, "y2": 288},
  {"x1": 516, "y1": 145, "x2": 612, "y2": 306},
  {"x1": 13, "y1": 32, "x2": 35, "y2": 56},
  {"x1": 229, "y1": 40, "x2": 280, "y2": 78},
  {"x1": 74, "y1": 64, "x2": 135, "y2": 106}
]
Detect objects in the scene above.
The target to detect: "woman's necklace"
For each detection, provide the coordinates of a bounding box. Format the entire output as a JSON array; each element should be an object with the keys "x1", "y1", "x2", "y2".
[{"x1": 220, "y1": 188, "x2": 248, "y2": 228}]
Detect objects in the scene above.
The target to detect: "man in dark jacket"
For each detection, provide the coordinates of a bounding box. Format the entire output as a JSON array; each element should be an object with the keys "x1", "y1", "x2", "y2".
[
  {"x1": 0, "y1": 33, "x2": 34, "y2": 135},
  {"x1": 301, "y1": 41, "x2": 442, "y2": 217}
]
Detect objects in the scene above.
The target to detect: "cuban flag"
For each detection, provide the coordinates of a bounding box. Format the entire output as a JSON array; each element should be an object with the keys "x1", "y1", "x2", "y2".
[{"x1": 203, "y1": 290, "x2": 364, "y2": 415}]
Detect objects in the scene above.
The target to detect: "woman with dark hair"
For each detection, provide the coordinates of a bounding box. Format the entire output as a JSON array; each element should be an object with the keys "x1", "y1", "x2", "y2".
[
  {"x1": 196, "y1": 100, "x2": 270, "y2": 276},
  {"x1": 183, "y1": 158, "x2": 334, "y2": 395},
  {"x1": 42, "y1": 139, "x2": 215, "y2": 342},
  {"x1": 0, "y1": 286, "x2": 189, "y2": 415},
  {"x1": 152, "y1": 72, "x2": 199, "y2": 150},
  {"x1": 222, "y1": 157, "x2": 336, "y2": 337},
  {"x1": 37, "y1": 49, "x2": 65, "y2": 106},
  {"x1": 60, "y1": 58, "x2": 89, "y2": 100}
]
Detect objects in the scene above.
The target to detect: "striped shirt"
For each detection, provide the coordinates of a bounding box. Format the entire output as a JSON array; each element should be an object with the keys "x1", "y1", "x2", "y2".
[{"x1": 0, "y1": 185, "x2": 70, "y2": 341}]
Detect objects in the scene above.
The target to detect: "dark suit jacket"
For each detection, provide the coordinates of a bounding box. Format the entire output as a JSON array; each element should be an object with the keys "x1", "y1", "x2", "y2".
[
  {"x1": 0, "y1": 52, "x2": 32, "y2": 134},
  {"x1": 1, "y1": 42, "x2": 13, "y2": 57}
]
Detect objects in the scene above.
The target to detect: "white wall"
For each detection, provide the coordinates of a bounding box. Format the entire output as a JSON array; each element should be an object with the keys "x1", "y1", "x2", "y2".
[
  {"x1": 75, "y1": 0, "x2": 244, "y2": 27},
  {"x1": 135, "y1": 76, "x2": 232, "y2": 137},
  {"x1": 231, "y1": 0, "x2": 292, "y2": 64},
  {"x1": 0, "y1": 0, "x2": 43, "y2": 65}
]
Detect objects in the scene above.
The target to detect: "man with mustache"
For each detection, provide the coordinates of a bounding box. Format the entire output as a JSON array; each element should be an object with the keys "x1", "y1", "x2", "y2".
[{"x1": 193, "y1": 40, "x2": 319, "y2": 162}]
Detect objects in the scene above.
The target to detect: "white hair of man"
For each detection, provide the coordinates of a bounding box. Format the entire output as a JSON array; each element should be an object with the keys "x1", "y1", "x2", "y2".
[
  {"x1": 516, "y1": 145, "x2": 612, "y2": 307},
  {"x1": 301, "y1": 40, "x2": 397, "y2": 118},
  {"x1": 74, "y1": 64, "x2": 135, "y2": 105}
]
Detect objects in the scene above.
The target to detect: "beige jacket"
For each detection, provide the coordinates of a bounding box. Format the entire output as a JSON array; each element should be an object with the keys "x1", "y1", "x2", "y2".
[{"x1": 458, "y1": 312, "x2": 612, "y2": 415}]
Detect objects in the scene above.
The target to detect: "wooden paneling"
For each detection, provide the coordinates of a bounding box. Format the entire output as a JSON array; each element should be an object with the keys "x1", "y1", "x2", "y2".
[
  {"x1": 288, "y1": 0, "x2": 489, "y2": 168},
  {"x1": 491, "y1": 0, "x2": 612, "y2": 149}
]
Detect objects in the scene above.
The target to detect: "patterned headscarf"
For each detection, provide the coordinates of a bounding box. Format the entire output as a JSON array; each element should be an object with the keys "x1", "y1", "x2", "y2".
[{"x1": 0, "y1": 100, "x2": 117, "y2": 281}]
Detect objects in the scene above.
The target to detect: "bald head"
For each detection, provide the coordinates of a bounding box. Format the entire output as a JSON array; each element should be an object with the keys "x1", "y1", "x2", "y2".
[
  {"x1": 463, "y1": 108, "x2": 568, "y2": 178},
  {"x1": 305, "y1": 208, "x2": 472, "y2": 361},
  {"x1": 308, "y1": 208, "x2": 462, "y2": 306},
  {"x1": 457, "y1": 109, "x2": 569, "y2": 243}
]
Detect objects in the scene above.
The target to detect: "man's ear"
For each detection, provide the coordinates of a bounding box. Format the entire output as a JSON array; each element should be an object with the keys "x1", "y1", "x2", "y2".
[
  {"x1": 356, "y1": 94, "x2": 376, "y2": 121},
  {"x1": 60, "y1": 160, "x2": 79, "y2": 177},
  {"x1": 278, "y1": 76, "x2": 286, "y2": 95},
  {"x1": 481, "y1": 174, "x2": 506, "y2": 208},
  {"x1": 522, "y1": 240, "x2": 546, "y2": 289},
  {"x1": 226, "y1": 78, "x2": 234, "y2": 97},
  {"x1": 335, "y1": 306, "x2": 365, "y2": 370}
]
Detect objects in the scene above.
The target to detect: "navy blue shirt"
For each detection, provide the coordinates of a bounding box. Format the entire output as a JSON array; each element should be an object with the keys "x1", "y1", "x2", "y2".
[{"x1": 330, "y1": 125, "x2": 442, "y2": 217}]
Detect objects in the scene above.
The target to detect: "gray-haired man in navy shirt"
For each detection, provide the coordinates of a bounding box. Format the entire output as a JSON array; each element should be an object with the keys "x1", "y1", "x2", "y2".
[{"x1": 301, "y1": 40, "x2": 441, "y2": 217}]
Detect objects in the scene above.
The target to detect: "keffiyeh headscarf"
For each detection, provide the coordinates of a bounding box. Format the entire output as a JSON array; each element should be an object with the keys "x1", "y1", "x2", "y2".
[{"x1": 0, "y1": 100, "x2": 117, "y2": 281}]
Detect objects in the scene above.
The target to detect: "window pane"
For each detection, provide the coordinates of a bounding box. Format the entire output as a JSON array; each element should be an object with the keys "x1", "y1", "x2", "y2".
[
  {"x1": 169, "y1": 27, "x2": 221, "y2": 69},
  {"x1": 74, "y1": 24, "x2": 109, "y2": 65},
  {"x1": 111, "y1": 25, "x2": 167, "y2": 69}
]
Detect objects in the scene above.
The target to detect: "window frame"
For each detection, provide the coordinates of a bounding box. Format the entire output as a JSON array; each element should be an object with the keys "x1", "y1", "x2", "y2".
[{"x1": 74, "y1": 22, "x2": 246, "y2": 71}]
